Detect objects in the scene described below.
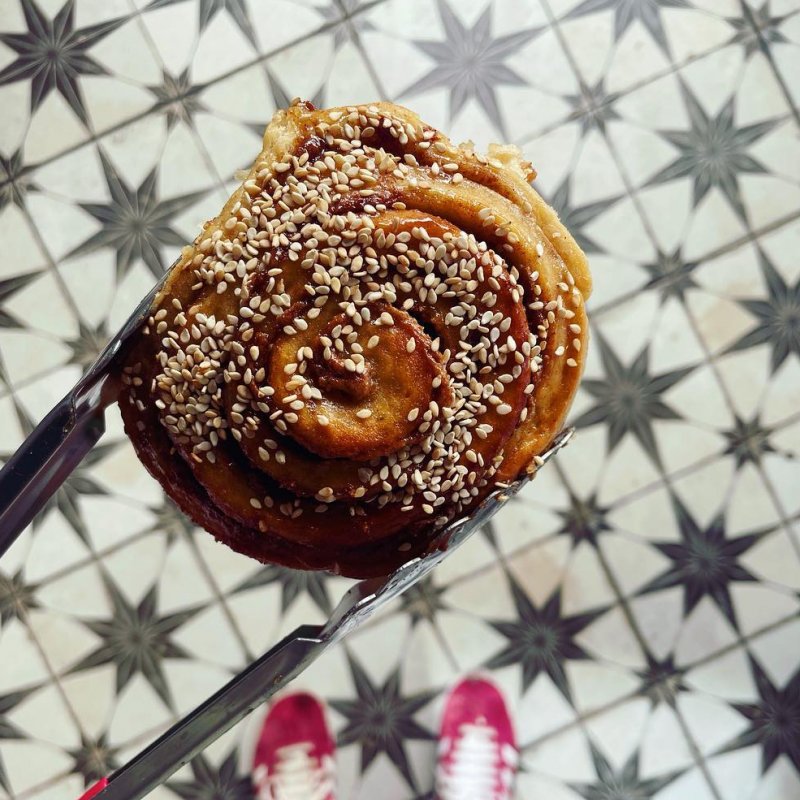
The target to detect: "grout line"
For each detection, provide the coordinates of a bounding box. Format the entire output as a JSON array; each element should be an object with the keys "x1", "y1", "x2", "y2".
[
  {"x1": 330, "y1": 0, "x2": 391, "y2": 100},
  {"x1": 589, "y1": 206, "x2": 800, "y2": 320},
  {"x1": 17, "y1": 608, "x2": 90, "y2": 742},
  {"x1": 680, "y1": 301, "x2": 800, "y2": 562},
  {"x1": 180, "y1": 530, "x2": 257, "y2": 665},
  {"x1": 10, "y1": 714, "x2": 178, "y2": 800},
  {"x1": 30, "y1": 528, "x2": 151, "y2": 589},
  {"x1": 671, "y1": 705, "x2": 725, "y2": 799},
  {"x1": 566, "y1": 445, "x2": 719, "y2": 515},
  {"x1": 754, "y1": 460, "x2": 800, "y2": 558},
  {"x1": 349, "y1": 27, "x2": 391, "y2": 101},
  {"x1": 30, "y1": 69, "x2": 254, "y2": 672},
  {"x1": 687, "y1": 608, "x2": 798, "y2": 673},
  {"x1": 430, "y1": 616, "x2": 462, "y2": 674},
  {"x1": 533, "y1": 4, "x2": 730, "y2": 796},
  {"x1": 514, "y1": 37, "x2": 736, "y2": 148},
  {"x1": 13, "y1": 770, "x2": 72, "y2": 800},
  {"x1": 538, "y1": 0, "x2": 800, "y2": 595},
  {"x1": 17, "y1": 206, "x2": 83, "y2": 321},
  {"x1": 518, "y1": 608, "x2": 800, "y2": 755},
  {"x1": 520, "y1": 690, "x2": 639, "y2": 752},
  {"x1": 125, "y1": 0, "x2": 233, "y2": 208},
  {"x1": 552, "y1": 461, "x2": 655, "y2": 659},
  {"x1": 738, "y1": 0, "x2": 800, "y2": 127}
]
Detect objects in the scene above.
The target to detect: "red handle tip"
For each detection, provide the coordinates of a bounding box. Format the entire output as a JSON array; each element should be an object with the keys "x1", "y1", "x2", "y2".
[{"x1": 77, "y1": 777, "x2": 108, "y2": 800}]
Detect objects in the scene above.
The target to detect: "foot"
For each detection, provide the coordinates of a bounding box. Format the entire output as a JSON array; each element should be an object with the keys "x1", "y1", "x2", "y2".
[
  {"x1": 252, "y1": 692, "x2": 336, "y2": 800},
  {"x1": 435, "y1": 676, "x2": 518, "y2": 800}
]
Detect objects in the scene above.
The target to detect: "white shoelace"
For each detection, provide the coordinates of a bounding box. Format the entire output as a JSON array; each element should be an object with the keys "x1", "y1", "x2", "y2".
[
  {"x1": 437, "y1": 721, "x2": 515, "y2": 800},
  {"x1": 254, "y1": 742, "x2": 334, "y2": 800}
]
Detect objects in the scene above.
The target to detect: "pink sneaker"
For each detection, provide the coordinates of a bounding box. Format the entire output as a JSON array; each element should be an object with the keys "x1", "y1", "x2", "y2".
[
  {"x1": 435, "y1": 676, "x2": 518, "y2": 800},
  {"x1": 252, "y1": 692, "x2": 336, "y2": 800}
]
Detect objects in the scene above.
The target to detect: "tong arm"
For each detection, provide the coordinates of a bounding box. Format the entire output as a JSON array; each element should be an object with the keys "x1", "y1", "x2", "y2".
[
  {"x1": 96, "y1": 626, "x2": 326, "y2": 800},
  {"x1": 0, "y1": 266, "x2": 169, "y2": 557},
  {"x1": 0, "y1": 382, "x2": 108, "y2": 556}
]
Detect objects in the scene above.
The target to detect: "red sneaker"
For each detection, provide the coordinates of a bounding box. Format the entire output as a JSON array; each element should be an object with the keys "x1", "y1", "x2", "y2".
[
  {"x1": 252, "y1": 692, "x2": 336, "y2": 800},
  {"x1": 435, "y1": 676, "x2": 518, "y2": 800}
]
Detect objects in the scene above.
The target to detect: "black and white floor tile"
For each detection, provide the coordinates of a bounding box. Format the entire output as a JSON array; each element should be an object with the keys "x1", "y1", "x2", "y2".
[{"x1": 1, "y1": 0, "x2": 799, "y2": 798}]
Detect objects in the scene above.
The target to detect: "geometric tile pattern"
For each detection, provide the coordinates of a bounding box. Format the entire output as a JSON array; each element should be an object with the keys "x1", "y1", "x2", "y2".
[{"x1": 1, "y1": 0, "x2": 799, "y2": 798}]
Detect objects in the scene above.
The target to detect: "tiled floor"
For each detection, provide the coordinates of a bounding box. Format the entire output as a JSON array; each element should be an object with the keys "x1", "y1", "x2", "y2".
[{"x1": 1, "y1": 0, "x2": 800, "y2": 798}]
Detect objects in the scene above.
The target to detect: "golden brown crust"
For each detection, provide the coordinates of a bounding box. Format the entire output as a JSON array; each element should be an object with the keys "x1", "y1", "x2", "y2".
[{"x1": 118, "y1": 100, "x2": 590, "y2": 576}]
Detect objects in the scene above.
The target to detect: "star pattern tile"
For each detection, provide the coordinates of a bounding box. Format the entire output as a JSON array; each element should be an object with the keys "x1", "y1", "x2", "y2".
[
  {"x1": 398, "y1": 576, "x2": 448, "y2": 626},
  {"x1": 728, "y1": 1, "x2": 789, "y2": 59},
  {"x1": 486, "y1": 575, "x2": 604, "y2": 700},
  {"x1": 0, "y1": 271, "x2": 41, "y2": 329},
  {"x1": 724, "y1": 654, "x2": 800, "y2": 774},
  {"x1": 555, "y1": 490, "x2": 612, "y2": 548},
  {"x1": 727, "y1": 248, "x2": 800, "y2": 372},
  {"x1": 147, "y1": 68, "x2": 206, "y2": 130},
  {"x1": 167, "y1": 749, "x2": 254, "y2": 800},
  {"x1": 573, "y1": 334, "x2": 694, "y2": 468},
  {"x1": 566, "y1": 0, "x2": 690, "y2": 55},
  {"x1": 147, "y1": 0, "x2": 258, "y2": 48},
  {"x1": 69, "y1": 577, "x2": 200, "y2": 709},
  {"x1": 0, "y1": 148, "x2": 36, "y2": 211},
  {"x1": 0, "y1": 0, "x2": 798, "y2": 797},
  {"x1": 318, "y1": 0, "x2": 375, "y2": 50},
  {"x1": 67, "y1": 150, "x2": 210, "y2": 280},
  {"x1": 0, "y1": 569, "x2": 39, "y2": 627},
  {"x1": 565, "y1": 78, "x2": 621, "y2": 136},
  {"x1": 232, "y1": 564, "x2": 332, "y2": 615},
  {"x1": 570, "y1": 743, "x2": 681, "y2": 799},
  {"x1": 642, "y1": 247, "x2": 699, "y2": 304},
  {"x1": 36, "y1": 442, "x2": 118, "y2": 544},
  {"x1": 0, "y1": 0, "x2": 124, "y2": 126},
  {"x1": 638, "y1": 494, "x2": 764, "y2": 630},
  {"x1": 637, "y1": 653, "x2": 687, "y2": 708},
  {"x1": 145, "y1": 498, "x2": 197, "y2": 543},
  {"x1": 68, "y1": 733, "x2": 120, "y2": 788},
  {"x1": 722, "y1": 413, "x2": 778, "y2": 469},
  {"x1": 329, "y1": 654, "x2": 437, "y2": 791},
  {"x1": 64, "y1": 318, "x2": 112, "y2": 372},
  {"x1": 0, "y1": 687, "x2": 38, "y2": 792},
  {"x1": 402, "y1": 0, "x2": 541, "y2": 138},
  {"x1": 546, "y1": 178, "x2": 620, "y2": 255},
  {"x1": 648, "y1": 82, "x2": 776, "y2": 222}
]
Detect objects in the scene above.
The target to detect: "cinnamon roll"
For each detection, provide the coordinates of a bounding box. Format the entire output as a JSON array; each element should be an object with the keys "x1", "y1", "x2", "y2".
[{"x1": 118, "y1": 100, "x2": 591, "y2": 576}]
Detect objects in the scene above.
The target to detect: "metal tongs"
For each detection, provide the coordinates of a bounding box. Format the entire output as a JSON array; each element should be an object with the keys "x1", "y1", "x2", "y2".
[{"x1": 0, "y1": 260, "x2": 573, "y2": 800}]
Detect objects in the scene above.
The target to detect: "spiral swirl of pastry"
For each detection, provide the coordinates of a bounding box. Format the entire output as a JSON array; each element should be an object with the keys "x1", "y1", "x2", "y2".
[{"x1": 119, "y1": 100, "x2": 591, "y2": 576}]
